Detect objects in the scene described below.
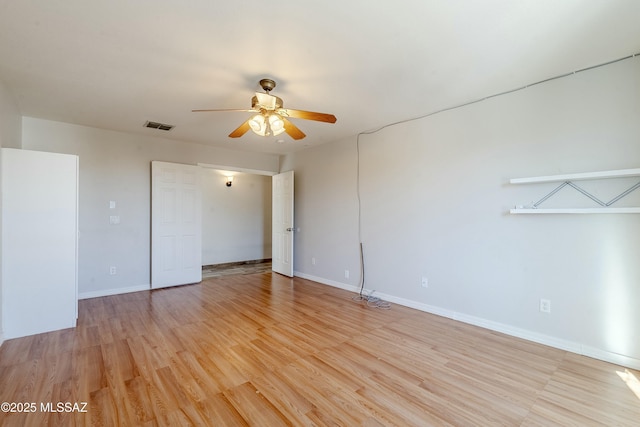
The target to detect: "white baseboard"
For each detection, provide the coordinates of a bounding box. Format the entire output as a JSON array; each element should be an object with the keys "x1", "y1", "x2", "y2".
[
  {"x1": 294, "y1": 271, "x2": 640, "y2": 371},
  {"x1": 581, "y1": 345, "x2": 640, "y2": 371},
  {"x1": 294, "y1": 271, "x2": 361, "y2": 293},
  {"x1": 79, "y1": 284, "x2": 150, "y2": 300},
  {"x1": 0, "y1": 331, "x2": 4, "y2": 348}
]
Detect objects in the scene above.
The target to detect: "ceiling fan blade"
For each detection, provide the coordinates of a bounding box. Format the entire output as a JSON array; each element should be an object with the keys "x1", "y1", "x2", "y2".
[
  {"x1": 279, "y1": 108, "x2": 337, "y2": 123},
  {"x1": 192, "y1": 108, "x2": 257, "y2": 113},
  {"x1": 228, "y1": 120, "x2": 251, "y2": 138},
  {"x1": 281, "y1": 117, "x2": 306, "y2": 140}
]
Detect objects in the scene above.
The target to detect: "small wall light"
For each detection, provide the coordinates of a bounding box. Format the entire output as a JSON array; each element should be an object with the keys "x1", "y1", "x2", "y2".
[{"x1": 225, "y1": 176, "x2": 233, "y2": 187}]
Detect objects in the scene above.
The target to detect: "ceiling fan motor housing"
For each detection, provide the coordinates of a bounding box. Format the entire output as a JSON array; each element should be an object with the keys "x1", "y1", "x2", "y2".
[{"x1": 252, "y1": 95, "x2": 283, "y2": 111}]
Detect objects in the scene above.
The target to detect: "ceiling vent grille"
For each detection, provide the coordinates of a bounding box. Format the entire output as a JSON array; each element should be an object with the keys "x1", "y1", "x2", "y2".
[{"x1": 144, "y1": 121, "x2": 174, "y2": 131}]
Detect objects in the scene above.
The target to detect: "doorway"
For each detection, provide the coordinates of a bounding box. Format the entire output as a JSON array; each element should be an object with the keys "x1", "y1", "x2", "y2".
[
  {"x1": 200, "y1": 168, "x2": 273, "y2": 272},
  {"x1": 151, "y1": 162, "x2": 293, "y2": 287}
]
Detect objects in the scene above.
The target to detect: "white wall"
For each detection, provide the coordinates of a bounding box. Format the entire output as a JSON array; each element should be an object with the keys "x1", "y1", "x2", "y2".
[
  {"x1": 0, "y1": 79, "x2": 22, "y2": 345},
  {"x1": 22, "y1": 118, "x2": 279, "y2": 298},
  {"x1": 282, "y1": 57, "x2": 640, "y2": 368},
  {"x1": 201, "y1": 169, "x2": 272, "y2": 265},
  {"x1": 280, "y1": 136, "x2": 361, "y2": 285},
  {"x1": 0, "y1": 81, "x2": 21, "y2": 150}
]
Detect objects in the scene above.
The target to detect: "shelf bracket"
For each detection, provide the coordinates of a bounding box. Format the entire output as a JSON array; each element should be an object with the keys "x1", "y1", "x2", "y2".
[
  {"x1": 532, "y1": 182, "x2": 569, "y2": 208},
  {"x1": 532, "y1": 179, "x2": 640, "y2": 209}
]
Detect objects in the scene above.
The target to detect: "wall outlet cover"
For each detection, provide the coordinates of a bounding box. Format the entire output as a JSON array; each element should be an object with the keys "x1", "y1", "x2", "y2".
[{"x1": 540, "y1": 299, "x2": 551, "y2": 313}]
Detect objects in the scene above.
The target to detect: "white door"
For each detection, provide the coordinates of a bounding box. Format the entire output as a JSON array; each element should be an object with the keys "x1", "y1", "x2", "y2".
[
  {"x1": 272, "y1": 170, "x2": 294, "y2": 277},
  {"x1": 2, "y1": 148, "x2": 78, "y2": 339},
  {"x1": 151, "y1": 161, "x2": 202, "y2": 289}
]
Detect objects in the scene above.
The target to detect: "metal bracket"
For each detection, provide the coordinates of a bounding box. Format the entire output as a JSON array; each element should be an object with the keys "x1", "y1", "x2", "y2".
[{"x1": 533, "y1": 180, "x2": 640, "y2": 208}]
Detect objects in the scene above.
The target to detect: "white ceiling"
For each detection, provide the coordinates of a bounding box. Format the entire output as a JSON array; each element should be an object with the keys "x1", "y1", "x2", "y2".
[{"x1": 1, "y1": 0, "x2": 639, "y2": 155}]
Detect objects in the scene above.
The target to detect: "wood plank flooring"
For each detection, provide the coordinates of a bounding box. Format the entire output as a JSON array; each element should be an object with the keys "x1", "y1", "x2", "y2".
[
  {"x1": 0, "y1": 273, "x2": 638, "y2": 426},
  {"x1": 201, "y1": 260, "x2": 272, "y2": 279}
]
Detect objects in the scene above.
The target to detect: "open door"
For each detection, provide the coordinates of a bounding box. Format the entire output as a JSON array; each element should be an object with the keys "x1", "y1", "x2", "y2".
[
  {"x1": 151, "y1": 161, "x2": 202, "y2": 289},
  {"x1": 272, "y1": 170, "x2": 294, "y2": 277}
]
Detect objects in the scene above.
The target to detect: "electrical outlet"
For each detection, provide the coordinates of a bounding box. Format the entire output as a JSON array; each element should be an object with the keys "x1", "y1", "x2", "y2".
[
  {"x1": 421, "y1": 276, "x2": 428, "y2": 288},
  {"x1": 311, "y1": 257, "x2": 316, "y2": 265},
  {"x1": 110, "y1": 266, "x2": 117, "y2": 275},
  {"x1": 539, "y1": 299, "x2": 551, "y2": 313},
  {"x1": 345, "y1": 270, "x2": 350, "y2": 279}
]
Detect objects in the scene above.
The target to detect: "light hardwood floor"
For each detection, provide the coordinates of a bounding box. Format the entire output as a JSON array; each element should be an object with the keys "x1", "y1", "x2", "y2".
[
  {"x1": 0, "y1": 272, "x2": 638, "y2": 426},
  {"x1": 202, "y1": 260, "x2": 272, "y2": 279}
]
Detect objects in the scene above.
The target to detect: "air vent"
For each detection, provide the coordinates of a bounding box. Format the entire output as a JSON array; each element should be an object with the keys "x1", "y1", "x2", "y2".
[{"x1": 144, "y1": 121, "x2": 174, "y2": 131}]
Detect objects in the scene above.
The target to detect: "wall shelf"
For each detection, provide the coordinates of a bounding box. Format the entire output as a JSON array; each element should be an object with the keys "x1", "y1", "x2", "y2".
[
  {"x1": 510, "y1": 207, "x2": 640, "y2": 214},
  {"x1": 510, "y1": 168, "x2": 640, "y2": 184},
  {"x1": 510, "y1": 168, "x2": 640, "y2": 214}
]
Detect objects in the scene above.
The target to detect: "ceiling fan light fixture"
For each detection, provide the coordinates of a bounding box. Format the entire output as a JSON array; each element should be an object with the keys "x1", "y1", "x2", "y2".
[
  {"x1": 269, "y1": 114, "x2": 285, "y2": 136},
  {"x1": 193, "y1": 79, "x2": 336, "y2": 141},
  {"x1": 248, "y1": 113, "x2": 286, "y2": 137},
  {"x1": 248, "y1": 114, "x2": 267, "y2": 135}
]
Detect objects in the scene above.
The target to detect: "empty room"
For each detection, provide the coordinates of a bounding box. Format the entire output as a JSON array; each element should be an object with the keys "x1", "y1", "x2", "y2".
[{"x1": 1, "y1": 1, "x2": 639, "y2": 425}]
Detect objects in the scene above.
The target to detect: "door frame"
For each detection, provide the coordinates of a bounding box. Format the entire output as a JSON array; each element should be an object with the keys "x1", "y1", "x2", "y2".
[{"x1": 198, "y1": 163, "x2": 290, "y2": 277}]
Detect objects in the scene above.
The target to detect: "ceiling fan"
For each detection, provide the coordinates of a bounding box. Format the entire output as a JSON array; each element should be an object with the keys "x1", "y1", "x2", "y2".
[{"x1": 192, "y1": 78, "x2": 336, "y2": 140}]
